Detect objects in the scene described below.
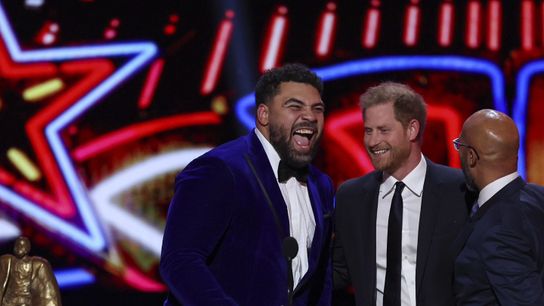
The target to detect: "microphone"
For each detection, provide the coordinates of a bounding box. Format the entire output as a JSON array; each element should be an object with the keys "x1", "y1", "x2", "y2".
[
  {"x1": 283, "y1": 237, "x2": 298, "y2": 306},
  {"x1": 282, "y1": 236, "x2": 299, "y2": 260}
]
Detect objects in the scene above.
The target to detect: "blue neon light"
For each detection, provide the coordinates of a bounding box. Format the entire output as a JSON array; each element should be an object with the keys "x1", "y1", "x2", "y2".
[
  {"x1": 0, "y1": 2, "x2": 158, "y2": 252},
  {"x1": 235, "y1": 56, "x2": 506, "y2": 131},
  {"x1": 54, "y1": 268, "x2": 95, "y2": 289},
  {"x1": 512, "y1": 61, "x2": 544, "y2": 179}
]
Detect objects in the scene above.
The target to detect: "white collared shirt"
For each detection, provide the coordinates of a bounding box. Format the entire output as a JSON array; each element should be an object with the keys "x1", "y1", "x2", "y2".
[
  {"x1": 376, "y1": 155, "x2": 426, "y2": 306},
  {"x1": 254, "y1": 129, "x2": 315, "y2": 288},
  {"x1": 477, "y1": 172, "x2": 519, "y2": 207}
]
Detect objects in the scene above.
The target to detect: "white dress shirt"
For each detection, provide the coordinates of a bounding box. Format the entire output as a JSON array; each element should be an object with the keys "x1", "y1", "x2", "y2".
[
  {"x1": 255, "y1": 129, "x2": 315, "y2": 288},
  {"x1": 477, "y1": 172, "x2": 519, "y2": 208},
  {"x1": 376, "y1": 155, "x2": 426, "y2": 306}
]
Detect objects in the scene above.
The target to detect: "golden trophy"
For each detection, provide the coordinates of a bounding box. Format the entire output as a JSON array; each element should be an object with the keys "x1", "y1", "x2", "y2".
[{"x1": 0, "y1": 237, "x2": 62, "y2": 306}]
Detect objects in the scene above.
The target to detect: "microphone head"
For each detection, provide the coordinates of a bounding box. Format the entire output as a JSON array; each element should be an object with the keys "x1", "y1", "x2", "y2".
[{"x1": 282, "y1": 237, "x2": 299, "y2": 260}]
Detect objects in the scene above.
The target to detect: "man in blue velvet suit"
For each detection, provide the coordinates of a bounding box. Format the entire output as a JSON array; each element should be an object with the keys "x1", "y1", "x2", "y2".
[
  {"x1": 333, "y1": 82, "x2": 471, "y2": 306},
  {"x1": 160, "y1": 63, "x2": 335, "y2": 305},
  {"x1": 452, "y1": 109, "x2": 544, "y2": 305}
]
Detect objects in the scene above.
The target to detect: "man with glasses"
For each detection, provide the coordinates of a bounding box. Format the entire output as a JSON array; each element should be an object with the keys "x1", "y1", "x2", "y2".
[
  {"x1": 451, "y1": 109, "x2": 544, "y2": 305},
  {"x1": 333, "y1": 82, "x2": 473, "y2": 306}
]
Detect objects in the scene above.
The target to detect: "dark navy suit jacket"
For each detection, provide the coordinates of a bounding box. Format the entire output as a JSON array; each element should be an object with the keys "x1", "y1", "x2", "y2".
[
  {"x1": 333, "y1": 159, "x2": 471, "y2": 306},
  {"x1": 453, "y1": 177, "x2": 544, "y2": 305},
  {"x1": 160, "y1": 131, "x2": 335, "y2": 306}
]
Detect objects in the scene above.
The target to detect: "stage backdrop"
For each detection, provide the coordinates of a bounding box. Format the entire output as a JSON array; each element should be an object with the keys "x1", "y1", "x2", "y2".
[{"x1": 0, "y1": 0, "x2": 542, "y2": 305}]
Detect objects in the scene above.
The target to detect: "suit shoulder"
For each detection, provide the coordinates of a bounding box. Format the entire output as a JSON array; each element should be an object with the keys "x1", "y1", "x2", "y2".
[{"x1": 337, "y1": 172, "x2": 379, "y2": 195}]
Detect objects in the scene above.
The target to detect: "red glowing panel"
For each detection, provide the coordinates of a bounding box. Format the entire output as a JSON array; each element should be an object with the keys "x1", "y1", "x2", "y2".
[
  {"x1": 404, "y1": 4, "x2": 420, "y2": 46},
  {"x1": 487, "y1": 0, "x2": 501, "y2": 51},
  {"x1": 362, "y1": 7, "x2": 380, "y2": 48},
  {"x1": 201, "y1": 11, "x2": 234, "y2": 95},
  {"x1": 260, "y1": 7, "x2": 288, "y2": 72},
  {"x1": 438, "y1": 2, "x2": 454, "y2": 47},
  {"x1": 315, "y1": 3, "x2": 336, "y2": 58},
  {"x1": 466, "y1": 1, "x2": 481, "y2": 48},
  {"x1": 521, "y1": 0, "x2": 535, "y2": 50}
]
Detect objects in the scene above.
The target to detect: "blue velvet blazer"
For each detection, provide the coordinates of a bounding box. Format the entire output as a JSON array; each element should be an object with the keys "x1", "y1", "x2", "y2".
[{"x1": 160, "y1": 131, "x2": 335, "y2": 305}]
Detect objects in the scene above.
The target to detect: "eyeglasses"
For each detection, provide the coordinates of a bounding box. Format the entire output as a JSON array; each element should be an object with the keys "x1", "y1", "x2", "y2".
[{"x1": 453, "y1": 137, "x2": 480, "y2": 160}]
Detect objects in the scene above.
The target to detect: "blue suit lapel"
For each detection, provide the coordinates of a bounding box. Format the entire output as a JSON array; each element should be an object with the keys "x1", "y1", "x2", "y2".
[
  {"x1": 246, "y1": 132, "x2": 290, "y2": 238},
  {"x1": 415, "y1": 160, "x2": 442, "y2": 292}
]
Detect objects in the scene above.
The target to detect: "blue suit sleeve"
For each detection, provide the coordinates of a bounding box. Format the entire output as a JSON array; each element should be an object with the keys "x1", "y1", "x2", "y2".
[
  {"x1": 160, "y1": 157, "x2": 239, "y2": 306},
  {"x1": 482, "y1": 225, "x2": 544, "y2": 306}
]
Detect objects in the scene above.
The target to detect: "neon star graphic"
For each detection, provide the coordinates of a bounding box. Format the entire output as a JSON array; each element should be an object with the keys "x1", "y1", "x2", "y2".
[{"x1": 0, "y1": 3, "x2": 157, "y2": 252}]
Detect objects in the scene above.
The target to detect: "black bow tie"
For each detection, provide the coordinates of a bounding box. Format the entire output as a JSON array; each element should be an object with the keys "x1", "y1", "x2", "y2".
[{"x1": 278, "y1": 160, "x2": 309, "y2": 183}]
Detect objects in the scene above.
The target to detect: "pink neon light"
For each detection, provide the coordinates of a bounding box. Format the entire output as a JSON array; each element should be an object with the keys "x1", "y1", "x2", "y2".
[
  {"x1": 403, "y1": 5, "x2": 420, "y2": 46},
  {"x1": 521, "y1": 0, "x2": 534, "y2": 50},
  {"x1": 261, "y1": 8, "x2": 288, "y2": 72},
  {"x1": 25, "y1": 59, "x2": 114, "y2": 216},
  {"x1": 138, "y1": 58, "x2": 164, "y2": 109},
  {"x1": 362, "y1": 8, "x2": 380, "y2": 48},
  {"x1": 123, "y1": 267, "x2": 166, "y2": 292},
  {"x1": 487, "y1": 0, "x2": 501, "y2": 51},
  {"x1": 201, "y1": 14, "x2": 234, "y2": 95},
  {"x1": 466, "y1": 1, "x2": 481, "y2": 48},
  {"x1": 316, "y1": 4, "x2": 336, "y2": 57},
  {"x1": 72, "y1": 112, "x2": 222, "y2": 161},
  {"x1": 438, "y1": 2, "x2": 454, "y2": 47}
]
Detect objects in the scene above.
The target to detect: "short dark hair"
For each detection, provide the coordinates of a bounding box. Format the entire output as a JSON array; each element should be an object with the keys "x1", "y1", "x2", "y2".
[
  {"x1": 255, "y1": 63, "x2": 323, "y2": 106},
  {"x1": 360, "y1": 82, "x2": 427, "y2": 141}
]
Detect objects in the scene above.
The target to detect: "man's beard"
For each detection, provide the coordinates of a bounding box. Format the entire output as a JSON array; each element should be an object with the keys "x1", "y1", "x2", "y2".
[{"x1": 269, "y1": 122, "x2": 321, "y2": 169}]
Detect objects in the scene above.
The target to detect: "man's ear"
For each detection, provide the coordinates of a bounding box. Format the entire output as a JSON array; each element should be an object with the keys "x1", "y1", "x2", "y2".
[
  {"x1": 468, "y1": 148, "x2": 478, "y2": 167},
  {"x1": 256, "y1": 103, "x2": 269, "y2": 126},
  {"x1": 407, "y1": 119, "x2": 420, "y2": 142}
]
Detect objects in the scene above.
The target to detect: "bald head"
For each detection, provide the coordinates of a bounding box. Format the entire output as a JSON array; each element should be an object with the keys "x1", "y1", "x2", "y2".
[{"x1": 461, "y1": 109, "x2": 519, "y2": 186}]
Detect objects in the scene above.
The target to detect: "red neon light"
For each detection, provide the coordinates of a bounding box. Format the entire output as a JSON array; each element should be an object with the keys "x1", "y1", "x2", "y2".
[
  {"x1": 72, "y1": 112, "x2": 222, "y2": 161},
  {"x1": 362, "y1": 7, "x2": 380, "y2": 48},
  {"x1": 403, "y1": 4, "x2": 420, "y2": 46},
  {"x1": 438, "y1": 2, "x2": 454, "y2": 47},
  {"x1": 138, "y1": 58, "x2": 164, "y2": 109},
  {"x1": 316, "y1": 3, "x2": 336, "y2": 57},
  {"x1": 487, "y1": 0, "x2": 501, "y2": 51},
  {"x1": 201, "y1": 11, "x2": 234, "y2": 95},
  {"x1": 521, "y1": 0, "x2": 535, "y2": 50},
  {"x1": 25, "y1": 59, "x2": 114, "y2": 216},
  {"x1": 466, "y1": 1, "x2": 481, "y2": 48},
  {"x1": 0, "y1": 41, "x2": 56, "y2": 78},
  {"x1": 261, "y1": 7, "x2": 288, "y2": 72}
]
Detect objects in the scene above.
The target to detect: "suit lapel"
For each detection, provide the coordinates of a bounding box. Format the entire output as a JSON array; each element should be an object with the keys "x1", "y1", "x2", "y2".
[
  {"x1": 450, "y1": 177, "x2": 526, "y2": 258},
  {"x1": 415, "y1": 160, "x2": 441, "y2": 292},
  {"x1": 363, "y1": 172, "x2": 381, "y2": 305},
  {"x1": 246, "y1": 132, "x2": 290, "y2": 237}
]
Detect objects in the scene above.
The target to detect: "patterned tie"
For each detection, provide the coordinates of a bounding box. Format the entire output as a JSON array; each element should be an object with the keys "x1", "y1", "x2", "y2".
[
  {"x1": 383, "y1": 181, "x2": 405, "y2": 306},
  {"x1": 470, "y1": 201, "x2": 479, "y2": 217}
]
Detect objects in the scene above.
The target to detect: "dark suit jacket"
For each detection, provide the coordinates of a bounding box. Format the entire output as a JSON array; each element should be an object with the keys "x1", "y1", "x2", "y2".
[
  {"x1": 333, "y1": 159, "x2": 470, "y2": 306},
  {"x1": 453, "y1": 177, "x2": 544, "y2": 305},
  {"x1": 160, "y1": 131, "x2": 335, "y2": 306}
]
